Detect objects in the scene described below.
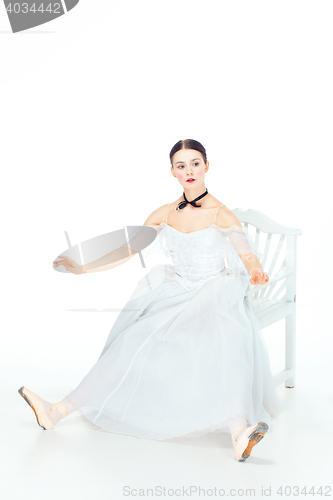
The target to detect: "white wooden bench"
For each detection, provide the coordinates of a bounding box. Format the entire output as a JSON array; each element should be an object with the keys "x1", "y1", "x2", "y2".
[{"x1": 231, "y1": 208, "x2": 303, "y2": 390}]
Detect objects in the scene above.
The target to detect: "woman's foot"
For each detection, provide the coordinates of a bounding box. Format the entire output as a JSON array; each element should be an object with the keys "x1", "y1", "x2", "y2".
[
  {"x1": 18, "y1": 386, "x2": 69, "y2": 430},
  {"x1": 233, "y1": 422, "x2": 269, "y2": 462}
]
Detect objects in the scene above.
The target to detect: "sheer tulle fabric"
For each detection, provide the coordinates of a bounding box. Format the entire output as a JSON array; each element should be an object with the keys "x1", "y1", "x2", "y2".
[
  {"x1": 141, "y1": 222, "x2": 263, "y2": 272},
  {"x1": 66, "y1": 222, "x2": 281, "y2": 441}
]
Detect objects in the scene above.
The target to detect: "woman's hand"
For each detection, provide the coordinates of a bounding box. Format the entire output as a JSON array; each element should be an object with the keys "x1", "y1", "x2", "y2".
[
  {"x1": 250, "y1": 268, "x2": 269, "y2": 285},
  {"x1": 53, "y1": 255, "x2": 85, "y2": 275}
]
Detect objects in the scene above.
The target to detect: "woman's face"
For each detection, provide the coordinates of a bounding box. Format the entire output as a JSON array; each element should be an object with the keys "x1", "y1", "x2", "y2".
[{"x1": 171, "y1": 149, "x2": 209, "y2": 188}]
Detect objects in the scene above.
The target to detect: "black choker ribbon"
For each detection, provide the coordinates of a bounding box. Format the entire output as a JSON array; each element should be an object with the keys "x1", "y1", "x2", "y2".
[{"x1": 176, "y1": 188, "x2": 209, "y2": 211}]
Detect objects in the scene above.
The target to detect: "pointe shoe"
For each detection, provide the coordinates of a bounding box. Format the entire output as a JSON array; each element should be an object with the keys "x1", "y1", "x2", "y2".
[
  {"x1": 18, "y1": 386, "x2": 55, "y2": 430},
  {"x1": 231, "y1": 426, "x2": 246, "y2": 451},
  {"x1": 233, "y1": 422, "x2": 269, "y2": 462}
]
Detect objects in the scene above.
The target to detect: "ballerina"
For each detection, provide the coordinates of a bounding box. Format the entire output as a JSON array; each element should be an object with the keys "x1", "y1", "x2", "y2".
[{"x1": 18, "y1": 138, "x2": 280, "y2": 462}]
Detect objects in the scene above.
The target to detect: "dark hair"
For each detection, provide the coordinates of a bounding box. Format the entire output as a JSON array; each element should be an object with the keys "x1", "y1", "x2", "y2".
[{"x1": 169, "y1": 139, "x2": 207, "y2": 168}]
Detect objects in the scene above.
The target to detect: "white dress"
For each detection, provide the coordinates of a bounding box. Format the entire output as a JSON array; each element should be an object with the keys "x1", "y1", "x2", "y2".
[{"x1": 66, "y1": 203, "x2": 281, "y2": 440}]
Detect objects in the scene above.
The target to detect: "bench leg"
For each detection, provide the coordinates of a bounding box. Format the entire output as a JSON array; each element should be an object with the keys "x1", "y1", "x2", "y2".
[{"x1": 285, "y1": 310, "x2": 296, "y2": 388}]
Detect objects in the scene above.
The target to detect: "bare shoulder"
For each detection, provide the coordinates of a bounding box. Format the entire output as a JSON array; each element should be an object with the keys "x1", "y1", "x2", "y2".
[
  {"x1": 216, "y1": 204, "x2": 243, "y2": 228},
  {"x1": 143, "y1": 203, "x2": 169, "y2": 226}
]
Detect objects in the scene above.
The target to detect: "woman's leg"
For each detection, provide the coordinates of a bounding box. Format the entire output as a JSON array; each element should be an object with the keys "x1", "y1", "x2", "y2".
[
  {"x1": 62, "y1": 396, "x2": 78, "y2": 415},
  {"x1": 227, "y1": 415, "x2": 248, "y2": 435},
  {"x1": 18, "y1": 387, "x2": 78, "y2": 429},
  {"x1": 227, "y1": 415, "x2": 248, "y2": 448}
]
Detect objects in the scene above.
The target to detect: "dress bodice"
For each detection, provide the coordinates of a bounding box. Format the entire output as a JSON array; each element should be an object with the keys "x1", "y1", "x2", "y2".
[
  {"x1": 136, "y1": 204, "x2": 263, "y2": 292},
  {"x1": 162, "y1": 222, "x2": 229, "y2": 290}
]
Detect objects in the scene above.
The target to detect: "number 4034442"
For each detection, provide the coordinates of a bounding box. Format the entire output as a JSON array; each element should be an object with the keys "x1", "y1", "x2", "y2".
[{"x1": 6, "y1": 3, "x2": 61, "y2": 14}]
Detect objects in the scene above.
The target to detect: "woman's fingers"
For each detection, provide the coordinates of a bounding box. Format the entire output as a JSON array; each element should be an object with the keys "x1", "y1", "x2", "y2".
[
  {"x1": 54, "y1": 260, "x2": 69, "y2": 267},
  {"x1": 250, "y1": 271, "x2": 269, "y2": 285},
  {"x1": 53, "y1": 255, "x2": 74, "y2": 269},
  {"x1": 54, "y1": 261, "x2": 68, "y2": 269},
  {"x1": 54, "y1": 255, "x2": 67, "y2": 261},
  {"x1": 53, "y1": 255, "x2": 80, "y2": 273},
  {"x1": 55, "y1": 262, "x2": 73, "y2": 271},
  {"x1": 53, "y1": 255, "x2": 68, "y2": 266}
]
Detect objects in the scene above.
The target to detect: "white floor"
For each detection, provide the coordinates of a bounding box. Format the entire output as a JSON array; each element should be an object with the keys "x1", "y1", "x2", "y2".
[{"x1": 1, "y1": 302, "x2": 333, "y2": 500}]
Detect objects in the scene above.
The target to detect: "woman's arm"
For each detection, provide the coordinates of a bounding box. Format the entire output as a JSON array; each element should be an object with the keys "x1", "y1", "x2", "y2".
[
  {"x1": 216, "y1": 207, "x2": 268, "y2": 285},
  {"x1": 83, "y1": 245, "x2": 140, "y2": 274},
  {"x1": 237, "y1": 253, "x2": 263, "y2": 277},
  {"x1": 84, "y1": 204, "x2": 169, "y2": 274},
  {"x1": 54, "y1": 205, "x2": 170, "y2": 274}
]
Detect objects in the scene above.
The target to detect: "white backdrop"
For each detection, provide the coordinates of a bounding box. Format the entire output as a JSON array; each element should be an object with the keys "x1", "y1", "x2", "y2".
[{"x1": 1, "y1": 1, "x2": 332, "y2": 499}]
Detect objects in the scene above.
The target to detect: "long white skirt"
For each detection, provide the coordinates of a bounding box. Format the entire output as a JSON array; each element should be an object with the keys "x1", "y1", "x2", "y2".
[{"x1": 66, "y1": 263, "x2": 281, "y2": 441}]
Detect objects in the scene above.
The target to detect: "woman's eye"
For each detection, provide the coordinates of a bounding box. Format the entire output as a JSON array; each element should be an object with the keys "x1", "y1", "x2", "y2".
[{"x1": 178, "y1": 162, "x2": 199, "y2": 169}]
